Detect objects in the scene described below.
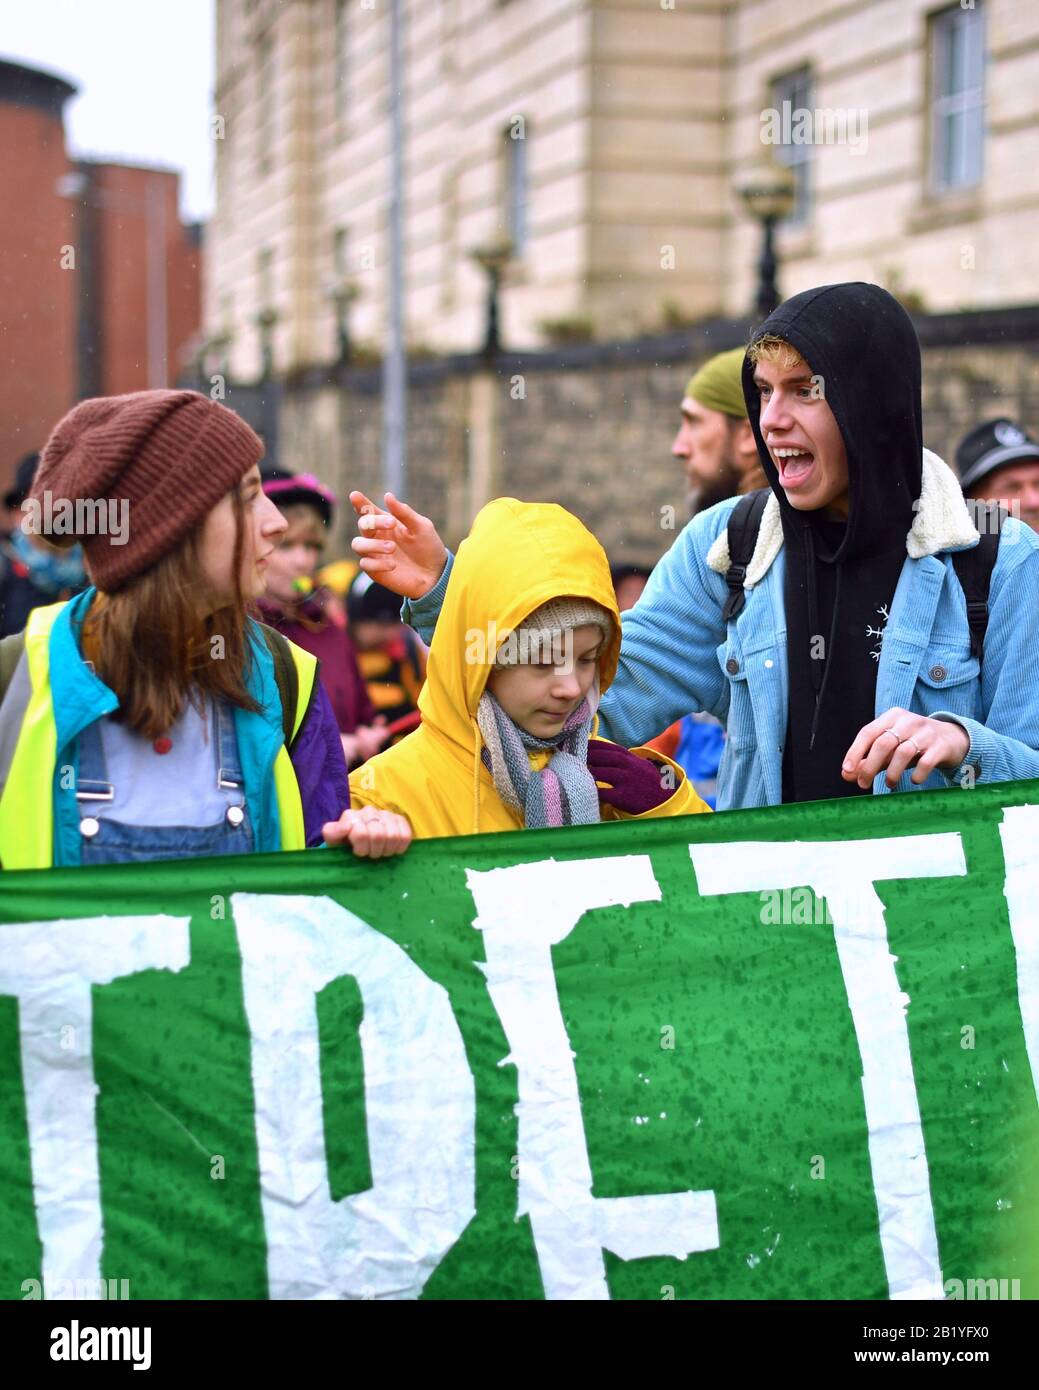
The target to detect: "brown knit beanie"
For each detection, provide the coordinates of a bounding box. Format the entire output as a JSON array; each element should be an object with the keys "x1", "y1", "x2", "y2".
[{"x1": 27, "y1": 389, "x2": 264, "y2": 592}]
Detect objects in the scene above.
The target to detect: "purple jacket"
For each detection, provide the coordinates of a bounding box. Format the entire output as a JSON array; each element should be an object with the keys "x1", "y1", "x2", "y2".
[
  {"x1": 289, "y1": 680, "x2": 352, "y2": 846},
  {"x1": 257, "y1": 594, "x2": 376, "y2": 735}
]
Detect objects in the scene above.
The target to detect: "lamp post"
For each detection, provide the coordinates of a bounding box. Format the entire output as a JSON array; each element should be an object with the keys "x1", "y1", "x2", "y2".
[
  {"x1": 255, "y1": 305, "x2": 279, "y2": 461},
  {"x1": 469, "y1": 237, "x2": 513, "y2": 357},
  {"x1": 256, "y1": 305, "x2": 278, "y2": 381},
  {"x1": 734, "y1": 153, "x2": 797, "y2": 322},
  {"x1": 325, "y1": 278, "x2": 361, "y2": 364}
]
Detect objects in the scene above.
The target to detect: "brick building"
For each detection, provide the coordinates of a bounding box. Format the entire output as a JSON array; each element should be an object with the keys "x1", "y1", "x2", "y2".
[
  {"x1": 0, "y1": 59, "x2": 78, "y2": 483},
  {"x1": 0, "y1": 58, "x2": 203, "y2": 498}
]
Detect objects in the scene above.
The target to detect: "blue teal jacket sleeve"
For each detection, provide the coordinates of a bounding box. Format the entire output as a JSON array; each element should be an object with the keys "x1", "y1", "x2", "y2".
[
  {"x1": 596, "y1": 506, "x2": 735, "y2": 745},
  {"x1": 401, "y1": 555, "x2": 454, "y2": 646},
  {"x1": 932, "y1": 517, "x2": 1039, "y2": 787}
]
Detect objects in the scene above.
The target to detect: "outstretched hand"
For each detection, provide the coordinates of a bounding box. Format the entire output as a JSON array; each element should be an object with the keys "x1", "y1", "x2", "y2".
[{"x1": 349, "y1": 491, "x2": 448, "y2": 599}]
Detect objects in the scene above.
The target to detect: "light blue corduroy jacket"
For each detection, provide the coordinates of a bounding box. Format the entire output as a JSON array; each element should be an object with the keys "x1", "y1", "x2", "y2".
[{"x1": 405, "y1": 453, "x2": 1039, "y2": 811}]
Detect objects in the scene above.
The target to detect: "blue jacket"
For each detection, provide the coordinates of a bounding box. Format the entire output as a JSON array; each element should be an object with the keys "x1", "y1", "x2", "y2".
[
  {"x1": 406, "y1": 453, "x2": 1039, "y2": 811},
  {"x1": 0, "y1": 587, "x2": 350, "y2": 866}
]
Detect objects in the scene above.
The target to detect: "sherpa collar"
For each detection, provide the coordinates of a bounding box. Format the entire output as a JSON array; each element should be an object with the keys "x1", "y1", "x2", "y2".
[{"x1": 705, "y1": 448, "x2": 978, "y2": 588}]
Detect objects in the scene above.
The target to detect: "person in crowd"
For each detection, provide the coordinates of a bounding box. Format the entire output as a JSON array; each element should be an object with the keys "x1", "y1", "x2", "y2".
[
  {"x1": 1, "y1": 452, "x2": 87, "y2": 637},
  {"x1": 0, "y1": 390, "x2": 411, "y2": 868},
  {"x1": 258, "y1": 468, "x2": 390, "y2": 768},
  {"x1": 351, "y1": 283, "x2": 1039, "y2": 810},
  {"x1": 956, "y1": 418, "x2": 1039, "y2": 535},
  {"x1": 610, "y1": 563, "x2": 651, "y2": 613},
  {"x1": 347, "y1": 496, "x2": 710, "y2": 837},
  {"x1": 346, "y1": 570, "x2": 427, "y2": 744},
  {"x1": 673, "y1": 346, "x2": 768, "y2": 515}
]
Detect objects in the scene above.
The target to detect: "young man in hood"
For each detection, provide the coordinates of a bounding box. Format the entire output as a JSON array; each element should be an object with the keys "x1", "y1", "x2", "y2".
[{"x1": 350, "y1": 283, "x2": 1039, "y2": 810}]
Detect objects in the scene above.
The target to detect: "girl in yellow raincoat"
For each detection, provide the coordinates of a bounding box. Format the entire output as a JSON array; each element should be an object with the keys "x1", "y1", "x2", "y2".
[{"x1": 348, "y1": 495, "x2": 710, "y2": 837}]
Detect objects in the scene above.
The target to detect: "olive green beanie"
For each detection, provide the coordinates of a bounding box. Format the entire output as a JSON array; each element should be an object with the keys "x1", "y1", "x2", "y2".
[{"x1": 684, "y1": 346, "x2": 748, "y2": 420}]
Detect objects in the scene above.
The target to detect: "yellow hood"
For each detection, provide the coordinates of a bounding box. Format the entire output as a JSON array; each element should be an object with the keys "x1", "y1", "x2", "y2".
[
  {"x1": 417, "y1": 497, "x2": 621, "y2": 758},
  {"x1": 348, "y1": 497, "x2": 711, "y2": 837}
]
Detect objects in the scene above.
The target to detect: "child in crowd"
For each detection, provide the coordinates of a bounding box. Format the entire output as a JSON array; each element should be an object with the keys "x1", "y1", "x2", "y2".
[
  {"x1": 258, "y1": 469, "x2": 390, "y2": 767},
  {"x1": 0, "y1": 391, "x2": 410, "y2": 868},
  {"x1": 347, "y1": 570, "x2": 427, "y2": 744},
  {"x1": 348, "y1": 496, "x2": 711, "y2": 836}
]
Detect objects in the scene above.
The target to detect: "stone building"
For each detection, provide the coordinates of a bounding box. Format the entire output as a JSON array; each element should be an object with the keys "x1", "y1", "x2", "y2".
[
  {"x1": 202, "y1": 0, "x2": 1039, "y2": 564},
  {"x1": 208, "y1": 0, "x2": 1038, "y2": 372}
]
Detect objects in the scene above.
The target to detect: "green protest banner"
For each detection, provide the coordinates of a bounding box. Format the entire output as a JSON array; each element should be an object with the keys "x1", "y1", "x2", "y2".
[{"x1": 1, "y1": 780, "x2": 1037, "y2": 1301}]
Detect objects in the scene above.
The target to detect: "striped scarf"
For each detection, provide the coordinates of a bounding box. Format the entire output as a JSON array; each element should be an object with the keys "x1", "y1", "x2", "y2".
[{"x1": 476, "y1": 689, "x2": 601, "y2": 829}]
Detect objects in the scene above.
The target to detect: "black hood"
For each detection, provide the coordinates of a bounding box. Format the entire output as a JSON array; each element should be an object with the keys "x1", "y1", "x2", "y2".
[
  {"x1": 742, "y1": 282, "x2": 922, "y2": 560},
  {"x1": 739, "y1": 283, "x2": 924, "y2": 804}
]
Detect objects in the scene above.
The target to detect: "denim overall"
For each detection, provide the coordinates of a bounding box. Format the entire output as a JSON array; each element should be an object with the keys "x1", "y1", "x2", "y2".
[{"x1": 75, "y1": 699, "x2": 255, "y2": 864}]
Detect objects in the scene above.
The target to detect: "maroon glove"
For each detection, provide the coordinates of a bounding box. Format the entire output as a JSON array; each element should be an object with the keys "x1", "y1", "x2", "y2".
[{"x1": 586, "y1": 740, "x2": 674, "y2": 814}]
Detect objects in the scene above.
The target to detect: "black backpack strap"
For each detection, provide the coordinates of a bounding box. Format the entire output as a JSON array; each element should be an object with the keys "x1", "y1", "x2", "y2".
[
  {"x1": 256, "y1": 622, "x2": 300, "y2": 748},
  {"x1": 951, "y1": 504, "x2": 1006, "y2": 662},
  {"x1": 723, "y1": 489, "x2": 770, "y2": 623}
]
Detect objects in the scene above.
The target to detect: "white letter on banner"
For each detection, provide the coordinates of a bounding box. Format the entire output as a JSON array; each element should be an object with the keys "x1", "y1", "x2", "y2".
[
  {"x1": 467, "y1": 857, "x2": 719, "y2": 1300},
  {"x1": 689, "y1": 834, "x2": 967, "y2": 1301},
  {"x1": 0, "y1": 916, "x2": 191, "y2": 1300},
  {"x1": 998, "y1": 806, "x2": 1039, "y2": 1106},
  {"x1": 232, "y1": 893, "x2": 475, "y2": 1299}
]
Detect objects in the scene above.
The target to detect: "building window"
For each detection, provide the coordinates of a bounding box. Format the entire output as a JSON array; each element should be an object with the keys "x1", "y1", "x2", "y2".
[
  {"x1": 769, "y1": 66, "x2": 813, "y2": 225},
  {"x1": 504, "y1": 120, "x2": 528, "y2": 256},
  {"x1": 257, "y1": 32, "x2": 274, "y2": 176},
  {"x1": 929, "y1": 2, "x2": 986, "y2": 192},
  {"x1": 334, "y1": 0, "x2": 349, "y2": 122}
]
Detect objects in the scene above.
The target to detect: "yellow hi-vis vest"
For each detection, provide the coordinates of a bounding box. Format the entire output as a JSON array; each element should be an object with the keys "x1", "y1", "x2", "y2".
[{"x1": 0, "y1": 601, "x2": 317, "y2": 871}]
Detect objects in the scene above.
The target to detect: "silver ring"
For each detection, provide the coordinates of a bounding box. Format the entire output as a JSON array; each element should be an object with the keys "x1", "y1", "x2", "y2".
[
  {"x1": 881, "y1": 728, "x2": 900, "y2": 742},
  {"x1": 901, "y1": 736, "x2": 922, "y2": 758}
]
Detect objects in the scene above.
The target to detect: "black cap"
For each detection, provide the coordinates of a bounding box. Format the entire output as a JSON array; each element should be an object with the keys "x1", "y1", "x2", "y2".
[
  {"x1": 3, "y1": 452, "x2": 40, "y2": 511},
  {"x1": 956, "y1": 419, "x2": 1039, "y2": 494},
  {"x1": 347, "y1": 570, "x2": 403, "y2": 624}
]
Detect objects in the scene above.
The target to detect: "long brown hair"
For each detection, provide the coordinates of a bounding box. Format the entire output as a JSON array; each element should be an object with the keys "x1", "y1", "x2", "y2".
[{"x1": 80, "y1": 485, "x2": 261, "y2": 739}]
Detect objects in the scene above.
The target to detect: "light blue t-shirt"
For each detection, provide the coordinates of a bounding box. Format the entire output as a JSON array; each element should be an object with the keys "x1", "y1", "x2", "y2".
[{"x1": 94, "y1": 696, "x2": 237, "y2": 828}]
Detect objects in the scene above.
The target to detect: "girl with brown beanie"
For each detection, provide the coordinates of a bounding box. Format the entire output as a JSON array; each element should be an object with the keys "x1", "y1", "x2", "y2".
[{"x1": 0, "y1": 389, "x2": 411, "y2": 869}]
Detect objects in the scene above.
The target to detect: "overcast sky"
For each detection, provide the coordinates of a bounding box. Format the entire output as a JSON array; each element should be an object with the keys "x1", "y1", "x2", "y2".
[{"x1": 1, "y1": 0, "x2": 216, "y2": 223}]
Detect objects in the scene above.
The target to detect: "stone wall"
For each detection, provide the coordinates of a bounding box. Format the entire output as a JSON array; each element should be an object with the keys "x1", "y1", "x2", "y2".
[{"x1": 211, "y1": 307, "x2": 1039, "y2": 571}]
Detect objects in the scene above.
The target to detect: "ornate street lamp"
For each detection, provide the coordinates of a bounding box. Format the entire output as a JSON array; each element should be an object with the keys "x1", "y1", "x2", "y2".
[
  {"x1": 255, "y1": 305, "x2": 278, "y2": 381},
  {"x1": 324, "y1": 278, "x2": 361, "y2": 364},
  {"x1": 734, "y1": 152, "x2": 797, "y2": 322},
  {"x1": 469, "y1": 237, "x2": 514, "y2": 357}
]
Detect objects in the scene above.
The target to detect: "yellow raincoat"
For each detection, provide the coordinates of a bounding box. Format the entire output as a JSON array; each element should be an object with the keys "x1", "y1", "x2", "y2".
[{"x1": 349, "y1": 498, "x2": 711, "y2": 837}]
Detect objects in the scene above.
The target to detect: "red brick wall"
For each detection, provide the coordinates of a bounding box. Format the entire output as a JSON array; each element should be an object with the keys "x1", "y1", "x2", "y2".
[
  {"x1": 0, "y1": 101, "x2": 77, "y2": 491},
  {"x1": 91, "y1": 165, "x2": 202, "y2": 396}
]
